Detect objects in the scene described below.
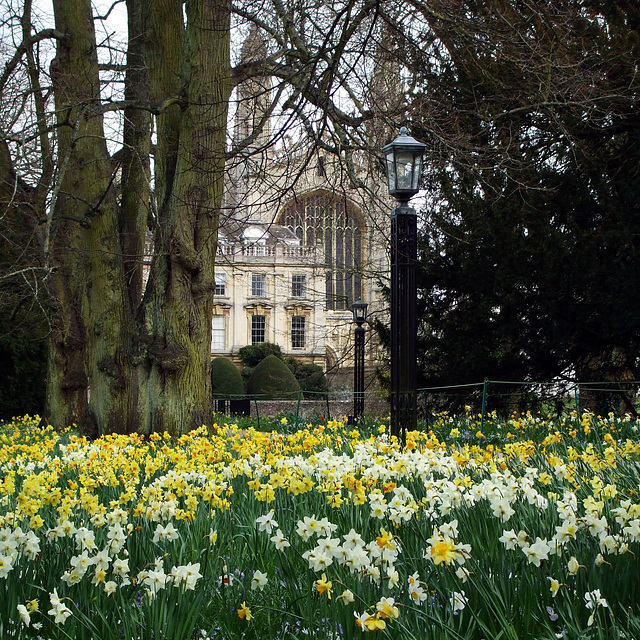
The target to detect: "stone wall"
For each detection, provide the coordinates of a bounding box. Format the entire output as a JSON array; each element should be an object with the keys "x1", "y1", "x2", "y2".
[{"x1": 214, "y1": 394, "x2": 388, "y2": 421}]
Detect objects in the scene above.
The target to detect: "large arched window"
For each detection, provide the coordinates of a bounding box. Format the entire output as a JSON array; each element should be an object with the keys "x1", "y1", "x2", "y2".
[{"x1": 278, "y1": 191, "x2": 364, "y2": 310}]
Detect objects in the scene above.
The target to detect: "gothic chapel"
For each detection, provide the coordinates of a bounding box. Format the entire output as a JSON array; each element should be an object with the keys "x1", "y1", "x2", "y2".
[{"x1": 212, "y1": 26, "x2": 395, "y2": 385}]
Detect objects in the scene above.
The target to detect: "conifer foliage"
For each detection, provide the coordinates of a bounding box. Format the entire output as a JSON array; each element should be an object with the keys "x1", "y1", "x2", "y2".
[{"x1": 386, "y1": 1, "x2": 640, "y2": 407}]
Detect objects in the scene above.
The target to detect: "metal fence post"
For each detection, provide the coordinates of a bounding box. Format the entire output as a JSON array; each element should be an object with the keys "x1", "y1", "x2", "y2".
[
  {"x1": 295, "y1": 389, "x2": 303, "y2": 427},
  {"x1": 480, "y1": 378, "x2": 489, "y2": 433}
]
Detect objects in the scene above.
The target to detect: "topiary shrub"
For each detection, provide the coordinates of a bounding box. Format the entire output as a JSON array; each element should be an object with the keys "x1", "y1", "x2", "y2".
[
  {"x1": 237, "y1": 342, "x2": 283, "y2": 368},
  {"x1": 284, "y1": 358, "x2": 328, "y2": 398},
  {"x1": 211, "y1": 356, "x2": 245, "y2": 397},
  {"x1": 295, "y1": 363, "x2": 328, "y2": 398},
  {"x1": 247, "y1": 354, "x2": 300, "y2": 399}
]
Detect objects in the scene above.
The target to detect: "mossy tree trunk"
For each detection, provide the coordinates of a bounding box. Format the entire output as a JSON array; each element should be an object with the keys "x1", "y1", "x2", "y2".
[
  {"x1": 121, "y1": 0, "x2": 151, "y2": 312},
  {"x1": 45, "y1": 0, "x2": 231, "y2": 435},
  {"x1": 118, "y1": 0, "x2": 153, "y2": 432},
  {"x1": 138, "y1": 0, "x2": 231, "y2": 433},
  {"x1": 48, "y1": 0, "x2": 135, "y2": 435},
  {"x1": 144, "y1": 0, "x2": 184, "y2": 216}
]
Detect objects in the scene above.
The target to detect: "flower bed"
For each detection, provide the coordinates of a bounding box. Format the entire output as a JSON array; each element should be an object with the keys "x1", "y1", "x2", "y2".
[{"x1": 1, "y1": 412, "x2": 639, "y2": 639}]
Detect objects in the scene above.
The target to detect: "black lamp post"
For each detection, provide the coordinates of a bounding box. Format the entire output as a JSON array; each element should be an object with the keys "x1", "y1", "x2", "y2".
[
  {"x1": 352, "y1": 299, "x2": 368, "y2": 421},
  {"x1": 383, "y1": 127, "x2": 426, "y2": 445}
]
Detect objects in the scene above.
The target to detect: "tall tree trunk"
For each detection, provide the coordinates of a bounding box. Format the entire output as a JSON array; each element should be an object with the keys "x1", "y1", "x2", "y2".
[
  {"x1": 137, "y1": 0, "x2": 184, "y2": 432},
  {"x1": 121, "y1": 0, "x2": 151, "y2": 311},
  {"x1": 117, "y1": 0, "x2": 153, "y2": 432},
  {"x1": 49, "y1": 0, "x2": 133, "y2": 435},
  {"x1": 139, "y1": 0, "x2": 231, "y2": 434},
  {"x1": 144, "y1": 0, "x2": 184, "y2": 214}
]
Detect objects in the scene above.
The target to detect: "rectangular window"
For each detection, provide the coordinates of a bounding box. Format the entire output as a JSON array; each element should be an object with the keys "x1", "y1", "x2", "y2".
[
  {"x1": 211, "y1": 315, "x2": 225, "y2": 350},
  {"x1": 251, "y1": 273, "x2": 266, "y2": 297},
  {"x1": 292, "y1": 274, "x2": 306, "y2": 298},
  {"x1": 214, "y1": 273, "x2": 226, "y2": 296},
  {"x1": 291, "y1": 316, "x2": 306, "y2": 349},
  {"x1": 251, "y1": 315, "x2": 266, "y2": 345}
]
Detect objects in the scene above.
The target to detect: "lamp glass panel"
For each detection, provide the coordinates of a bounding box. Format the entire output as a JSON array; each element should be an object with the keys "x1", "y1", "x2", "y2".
[
  {"x1": 385, "y1": 149, "x2": 396, "y2": 192},
  {"x1": 411, "y1": 156, "x2": 424, "y2": 190},
  {"x1": 395, "y1": 150, "x2": 415, "y2": 190}
]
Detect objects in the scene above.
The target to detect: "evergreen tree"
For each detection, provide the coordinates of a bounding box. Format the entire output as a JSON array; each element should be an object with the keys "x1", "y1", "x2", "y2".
[{"x1": 380, "y1": 1, "x2": 640, "y2": 412}]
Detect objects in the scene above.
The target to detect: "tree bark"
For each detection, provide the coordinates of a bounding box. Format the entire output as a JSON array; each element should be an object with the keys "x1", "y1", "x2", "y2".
[
  {"x1": 46, "y1": 0, "x2": 231, "y2": 434},
  {"x1": 144, "y1": 0, "x2": 184, "y2": 215},
  {"x1": 121, "y1": 0, "x2": 151, "y2": 311},
  {"x1": 49, "y1": 0, "x2": 133, "y2": 435},
  {"x1": 139, "y1": 0, "x2": 231, "y2": 433}
]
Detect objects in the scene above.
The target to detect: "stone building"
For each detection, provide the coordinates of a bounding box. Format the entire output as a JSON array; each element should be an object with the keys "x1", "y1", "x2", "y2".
[{"x1": 213, "y1": 26, "x2": 395, "y2": 386}]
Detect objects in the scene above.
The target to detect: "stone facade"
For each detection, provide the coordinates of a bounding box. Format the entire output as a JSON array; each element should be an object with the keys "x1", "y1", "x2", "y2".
[
  {"x1": 212, "y1": 26, "x2": 394, "y2": 383},
  {"x1": 214, "y1": 156, "x2": 390, "y2": 378}
]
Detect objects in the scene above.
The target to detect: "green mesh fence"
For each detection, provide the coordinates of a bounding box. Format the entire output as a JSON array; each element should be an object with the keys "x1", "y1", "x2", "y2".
[{"x1": 213, "y1": 380, "x2": 640, "y2": 430}]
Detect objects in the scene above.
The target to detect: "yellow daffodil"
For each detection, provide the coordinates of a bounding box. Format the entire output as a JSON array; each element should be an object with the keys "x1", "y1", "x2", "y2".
[
  {"x1": 237, "y1": 602, "x2": 252, "y2": 620},
  {"x1": 315, "y1": 573, "x2": 332, "y2": 599},
  {"x1": 430, "y1": 538, "x2": 457, "y2": 566}
]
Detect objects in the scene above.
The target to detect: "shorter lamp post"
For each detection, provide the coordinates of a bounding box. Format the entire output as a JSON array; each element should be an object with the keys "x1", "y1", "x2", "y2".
[
  {"x1": 383, "y1": 127, "x2": 426, "y2": 445},
  {"x1": 352, "y1": 299, "x2": 368, "y2": 421}
]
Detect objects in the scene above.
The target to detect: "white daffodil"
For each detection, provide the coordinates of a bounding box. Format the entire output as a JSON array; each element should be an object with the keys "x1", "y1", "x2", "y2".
[
  {"x1": 450, "y1": 591, "x2": 468, "y2": 613},
  {"x1": 256, "y1": 510, "x2": 278, "y2": 535},
  {"x1": 251, "y1": 569, "x2": 269, "y2": 591},
  {"x1": 17, "y1": 604, "x2": 30, "y2": 627},
  {"x1": 523, "y1": 537, "x2": 550, "y2": 567},
  {"x1": 270, "y1": 528, "x2": 290, "y2": 551}
]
